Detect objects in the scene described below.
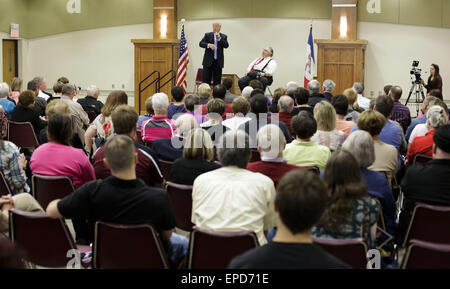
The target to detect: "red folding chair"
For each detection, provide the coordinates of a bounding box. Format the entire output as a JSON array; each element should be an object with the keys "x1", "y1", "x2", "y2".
[
  {"x1": 166, "y1": 182, "x2": 195, "y2": 232},
  {"x1": 187, "y1": 226, "x2": 259, "y2": 269},
  {"x1": 402, "y1": 239, "x2": 450, "y2": 269},
  {"x1": 159, "y1": 159, "x2": 174, "y2": 182},
  {"x1": 194, "y1": 68, "x2": 214, "y2": 94},
  {"x1": 312, "y1": 237, "x2": 367, "y2": 269},
  {"x1": 8, "y1": 209, "x2": 91, "y2": 268},
  {"x1": 92, "y1": 221, "x2": 170, "y2": 269},
  {"x1": 31, "y1": 174, "x2": 75, "y2": 209},
  {"x1": 7, "y1": 121, "x2": 39, "y2": 148},
  {"x1": 402, "y1": 202, "x2": 450, "y2": 247}
]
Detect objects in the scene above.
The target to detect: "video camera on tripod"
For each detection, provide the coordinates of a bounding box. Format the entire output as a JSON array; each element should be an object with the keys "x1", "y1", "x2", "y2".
[{"x1": 410, "y1": 60, "x2": 422, "y2": 83}]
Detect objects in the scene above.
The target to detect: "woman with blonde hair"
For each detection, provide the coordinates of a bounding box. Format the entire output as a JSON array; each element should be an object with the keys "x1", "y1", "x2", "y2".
[
  {"x1": 197, "y1": 83, "x2": 212, "y2": 105},
  {"x1": 10, "y1": 77, "x2": 22, "y2": 104},
  {"x1": 311, "y1": 101, "x2": 345, "y2": 151},
  {"x1": 170, "y1": 128, "x2": 220, "y2": 185},
  {"x1": 84, "y1": 90, "x2": 128, "y2": 154},
  {"x1": 343, "y1": 88, "x2": 360, "y2": 122}
]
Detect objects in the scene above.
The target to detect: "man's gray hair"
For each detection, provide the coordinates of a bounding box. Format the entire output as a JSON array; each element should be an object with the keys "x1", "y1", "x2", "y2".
[
  {"x1": 217, "y1": 130, "x2": 251, "y2": 168},
  {"x1": 286, "y1": 81, "x2": 298, "y2": 89},
  {"x1": 0, "y1": 83, "x2": 10, "y2": 98},
  {"x1": 427, "y1": 105, "x2": 449, "y2": 129},
  {"x1": 175, "y1": 113, "x2": 197, "y2": 137},
  {"x1": 323, "y1": 80, "x2": 336, "y2": 92},
  {"x1": 61, "y1": 84, "x2": 76, "y2": 95},
  {"x1": 257, "y1": 124, "x2": 285, "y2": 159},
  {"x1": 353, "y1": 82, "x2": 364, "y2": 94},
  {"x1": 32, "y1": 77, "x2": 44, "y2": 86},
  {"x1": 86, "y1": 85, "x2": 99, "y2": 96},
  {"x1": 265, "y1": 46, "x2": 274, "y2": 57},
  {"x1": 278, "y1": 95, "x2": 294, "y2": 113},
  {"x1": 342, "y1": 130, "x2": 375, "y2": 168},
  {"x1": 307, "y1": 80, "x2": 320, "y2": 94},
  {"x1": 242, "y1": 86, "x2": 254, "y2": 100},
  {"x1": 151, "y1": 92, "x2": 170, "y2": 115},
  {"x1": 104, "y1": 135, "x2": 136, "y2": 173}
]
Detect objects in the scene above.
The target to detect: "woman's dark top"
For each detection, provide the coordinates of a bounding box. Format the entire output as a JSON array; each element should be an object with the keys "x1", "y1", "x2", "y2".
[
  {"x1": 11, "y1": 105, "x2": 47, "y2": 135},
  {"x1": 170, "y1": 157, "x2": 221, "y2": 185},
  {"x1": 425, "y1": 75, "x2": 443, "y2": 93}
]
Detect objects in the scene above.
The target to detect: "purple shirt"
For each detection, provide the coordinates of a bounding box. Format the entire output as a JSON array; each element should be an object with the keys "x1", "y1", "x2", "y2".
[{"x1": 391, "y1": 101, "x2": 411, "y2": 132}]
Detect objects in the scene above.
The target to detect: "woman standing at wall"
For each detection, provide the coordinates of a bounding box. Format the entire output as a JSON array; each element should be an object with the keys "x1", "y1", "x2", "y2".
[{"x1": 422, "y1": 64, "x2": 443, "y2": 94}]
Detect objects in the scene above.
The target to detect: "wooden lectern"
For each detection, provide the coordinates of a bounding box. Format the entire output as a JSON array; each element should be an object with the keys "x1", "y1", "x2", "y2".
[
  {"x1": 132, "y1": 0, "x2": 179, "y2": 115},
  {"x1": 314, "y1": 0, "x2": 368, "y2": 94}
]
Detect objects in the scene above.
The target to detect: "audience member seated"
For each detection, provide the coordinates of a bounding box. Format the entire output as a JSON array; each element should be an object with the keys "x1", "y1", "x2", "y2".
[
  {"x1": 77, "y1": 85, "x2": 103, "y2": 115},
  {"x1": 247, "y1": 124, "x2": 303, "y2": 184},
  {"x1": 92, "y1": 105, "x2": 162, "y2": 187},
  {"x1": 353, "y1": 82, "x2": 370, "y2": 110},
  {"x1": 192, "y1": 130, "x2": 277, "y2": 245},
  {"x1": 405, "y1": 96, "x2": 437, "y2": 142},
  {"x1": 239, "y1": 94, "x2": 293, "y2": 148},
  {"x1": 153, "y1": 114, "x2": 197, "y2": 161},
  {"x1": 137, "y1": 96, "x2": 153, "y2": 129},
  {"x1": 11, "y1": 90, "x2": 47, "y2": 135},
  {"x1": 141, "y1": 93, "x2": 176, "y2": 142},
  {"x1": 0, "y1": 138, "x2": 28, "y2": 195},
  {"x1": 343, "y1": 88, "x2": 360, "y2": 122},
  {"x1": 33, "y1": 77, "x2": 51, "y2": 101},
  {"x1": 269, "y1": 87, "x2": 286, "y2": 113},
  {"x1": 241, "y1": 86, "x2": 254, "y2": 100},
  {"x1": 10, "y1": 77, "x2": 22, "y2": 105},
  {"x1": 60, "y1": 84, "x2": 90, "y2": 146},
  {"x1": 170, "y1": 128, "x2": 221, "y2": 185},
  {"x1": 223, "y1": 78, "x2": 238, "y2": 104},
  {"x1": 398, "y1": 125, "x2": 450, "y2": 244},
  {"x1": 222, "y1": 96, "x2": 251, "y2": 131},
  {"x1": 46, "y1": 81, "x2": 63, "y2": 103},
  {"x1": 46, "y1": 135, "x2": 188, "y2": 266},
  {"x1": 291, "y1": 87, "x2": 313, "y2": 116},
  {"x1": 322, "y1": 79, "x2": 336, "y2": 102},
  {"x1": 228, "y1": 170, "x2": 349, "y2": 269},
  {"x1": 84, "y1": 90, "x2": 128, "y2": 154},
  {"x1": 249, "y1": 80, "x2": 272, "y2": 106},
  {"x1": 307, "y1": 80, "x2": 328, "y2": 109},
  {"x1": 167, "y1": 86, "x2": 187, "y2": 119},
  {"x1": 200, "y1": 98, "x2": 229, "y2": 144},
  {"x1": 357, "y1": 110, "x2": 398, "y2": 183},
  {"x1": 406, "y1": 105, "x2": 448, "y2": 163},
  {"x1": 389, "y1": 86, "x2": 411, "y2": 133},
  {"x1": 30, "y1": 113, "x2": 95, "y2": 188},
  {"x1": 311, "y1": 101, "x2": 345, "y2": 151},
  {"x1": 39, "y1": 100, "x2": 84, "y2": 150},
  {"x1": 201, "y1": 84, "x2": 233, "y2": 116},
  {"x1": 342, "y1": 131, "x2": 396, "y2": 235},
  {"x1": 283, "y1": 111, "x2": 330, "y2": 170},
  {"x1": 331, "y1": 94, "x2": 354, "y2": 137},
  {"x1": 0, "y1": 83, "x2": 15, "y2": 119},
  {"x1": 312, "y1": 150, "x2": 379, "y2": 248},
  {"x1": 270, "y1": 96, "x2": 294, "y2": 136},
  {"x1": 0, "y1": 193, "x2": 43, "y2": 234},
  {"x1": 383, "y1": 85, "x2": 392, "y2": 96},
  {"x1": 184, "y1": 94, "x2": 207, "y2": 124},
  {"x1": 197, "y1": 83, "x2": 211, "y2": 105},
  {"x1": 409, "y1": 99, "x2": 449, "y2": 144},
  {"x1": 27, "y1": 79, "x2": 47, "y2": 117}
]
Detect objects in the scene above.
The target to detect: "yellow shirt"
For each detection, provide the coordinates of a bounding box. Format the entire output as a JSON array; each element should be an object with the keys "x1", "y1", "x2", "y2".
[
  {"x1": 283, "y1": 140, "x2": 331, "y2": 170},
  {"x1": 192, "y1": 166, "x2": 277, "y2": 245}
]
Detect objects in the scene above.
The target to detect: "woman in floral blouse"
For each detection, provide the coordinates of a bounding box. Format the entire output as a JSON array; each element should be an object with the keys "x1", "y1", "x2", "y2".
[{"x1": 84, "y1": 90, "x2": 128, "y2": 154}]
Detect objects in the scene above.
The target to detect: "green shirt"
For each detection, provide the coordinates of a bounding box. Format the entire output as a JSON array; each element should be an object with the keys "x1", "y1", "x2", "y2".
[{"x1": 282, "y1": 140, "x2": 331, "y2": 170}]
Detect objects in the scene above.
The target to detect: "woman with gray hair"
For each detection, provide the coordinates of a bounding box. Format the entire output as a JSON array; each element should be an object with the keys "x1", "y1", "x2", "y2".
[
  {"x1": 322, "y1": 79, "x2": 336, "y2": 101},
  {"x1": 406, "y1": 105, "x2": 449, "y2": 163},
  {"x1": 342, "y1": 130, "x2": 396, "y2": 235}
]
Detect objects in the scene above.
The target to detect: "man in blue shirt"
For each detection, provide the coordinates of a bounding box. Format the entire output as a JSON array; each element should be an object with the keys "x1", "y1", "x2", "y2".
[{"x1": 0, "y1": 83, "x2": 15, "y2": 119}]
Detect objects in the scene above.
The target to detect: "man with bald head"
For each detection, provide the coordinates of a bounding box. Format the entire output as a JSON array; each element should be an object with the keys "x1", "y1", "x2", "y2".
[
  {"x1": 200, "y1": 23, "x2": 229, "y2": 86},
  {"x1": 389, "y1": 85, "x2": 411, "y2": 133}
]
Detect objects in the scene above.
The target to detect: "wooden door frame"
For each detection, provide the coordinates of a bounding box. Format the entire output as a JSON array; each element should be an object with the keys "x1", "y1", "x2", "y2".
[{"x1": 2, "y1": 39, "x2": 19, "y2": 83}]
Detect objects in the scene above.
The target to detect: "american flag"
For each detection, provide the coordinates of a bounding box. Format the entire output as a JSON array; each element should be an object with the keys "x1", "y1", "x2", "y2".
[{"x1": 176, "y1": 23, "x2": 189, "y2": 93}]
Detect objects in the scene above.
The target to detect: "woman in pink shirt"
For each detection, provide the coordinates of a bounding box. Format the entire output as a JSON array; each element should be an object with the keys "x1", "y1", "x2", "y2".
[{"x1": 30, "y1": 113, "x2": 95, "y2": 188}]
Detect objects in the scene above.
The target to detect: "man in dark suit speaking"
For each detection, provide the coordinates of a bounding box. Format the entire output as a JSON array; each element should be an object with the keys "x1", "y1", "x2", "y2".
[{"x1": 199, "y1": 23, "x2": 229, "y2": 86}]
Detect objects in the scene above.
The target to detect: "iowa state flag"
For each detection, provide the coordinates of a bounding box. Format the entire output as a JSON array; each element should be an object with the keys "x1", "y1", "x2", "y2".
[{"x1": 304, "y1": 25, "x2": 315, "y2": 88}]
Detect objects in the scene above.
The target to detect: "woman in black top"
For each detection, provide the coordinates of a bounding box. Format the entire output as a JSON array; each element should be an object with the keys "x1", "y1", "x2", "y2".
[
  {"x1": 11, "y1": 90, "x2": 47, "y2": 135},
  {"x1": 422, "y1": 63, "x2": 443, "y2": 94},
  {"x1": 170, "y1": 128, "x2": 220, "y2": 185}
]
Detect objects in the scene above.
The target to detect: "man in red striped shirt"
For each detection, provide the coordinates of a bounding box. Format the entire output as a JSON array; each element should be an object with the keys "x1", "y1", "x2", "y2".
[{"x1": 141, "y1": 93, "x2": 176, "y2": 142}]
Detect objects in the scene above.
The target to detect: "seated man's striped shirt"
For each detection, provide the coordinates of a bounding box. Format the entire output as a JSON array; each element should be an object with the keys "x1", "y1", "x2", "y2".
[{"x1": 141, "y1": 116, "x2": 176, "y2": 142}]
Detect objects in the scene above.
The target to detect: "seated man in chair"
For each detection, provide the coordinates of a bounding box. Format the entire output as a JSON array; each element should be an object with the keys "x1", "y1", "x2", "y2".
[{"x1": 238, "y1": 47, "x2": 277, "y2": 92}]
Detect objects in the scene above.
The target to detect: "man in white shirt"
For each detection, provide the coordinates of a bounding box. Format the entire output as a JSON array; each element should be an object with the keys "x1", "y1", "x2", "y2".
[
  {"x1": 238, "y1": 47, "x2": 277, "y2": 92},
  {"x1": 192, "y1": 130, "x2": 277, "y2": 245},
  {"x1": 33, "y1": 76, "x2": 51, "y2": 101},
  {"x1": 353, "y1": 82, "x2": 370, "y2": 110}
]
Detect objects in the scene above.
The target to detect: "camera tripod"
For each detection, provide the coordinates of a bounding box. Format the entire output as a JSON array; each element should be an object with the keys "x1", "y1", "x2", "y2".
[{"x1": 405, "y1": 80, "x2": 425, "y2": 116}]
